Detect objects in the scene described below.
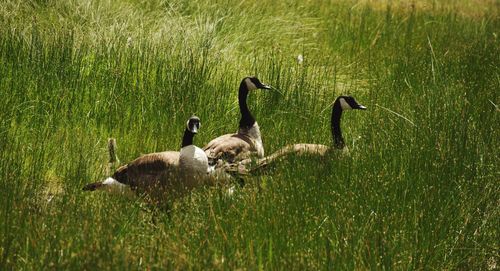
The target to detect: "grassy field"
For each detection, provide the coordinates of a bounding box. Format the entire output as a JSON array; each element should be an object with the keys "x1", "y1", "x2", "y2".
[{"x1": 0, "y1": 0, "x2": 498, "y2": 269}]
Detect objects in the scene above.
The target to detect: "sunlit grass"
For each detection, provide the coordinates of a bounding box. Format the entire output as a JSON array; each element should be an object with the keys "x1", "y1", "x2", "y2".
[{"x1": 0, "y1": 0, "x2": 498, "y2": 269}]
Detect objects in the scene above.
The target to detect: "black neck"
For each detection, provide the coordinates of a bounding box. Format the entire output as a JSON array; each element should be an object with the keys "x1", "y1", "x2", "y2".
[
  {"x1": 181, "y1": 129, "x2": 195, "y2": 148},
  {"x1": 331, "y1": 101, "x2": 345, "y2": 149},
  {"x1": 238, "y1": 82, "x2": 255, "y2": 128}
]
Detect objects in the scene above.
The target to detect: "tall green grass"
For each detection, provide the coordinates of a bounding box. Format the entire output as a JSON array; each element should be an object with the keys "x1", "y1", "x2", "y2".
[{"x1": 0, "y1": 0, "x2": 498, "y2": 269}]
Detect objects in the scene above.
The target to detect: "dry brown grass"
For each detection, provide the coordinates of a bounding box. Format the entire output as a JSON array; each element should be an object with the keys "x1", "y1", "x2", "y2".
[{"x1": 351, "y1": 0, "x2": 498, "y2": 19}]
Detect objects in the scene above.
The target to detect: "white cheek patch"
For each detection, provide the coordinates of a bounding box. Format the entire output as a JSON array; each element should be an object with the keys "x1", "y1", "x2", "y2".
[
  {"x1": 339, "y1": 98, "x2": 352, "y2": 110},
  {"x1": 245, "y1": 78, "x2": 257, "y2": 91}
]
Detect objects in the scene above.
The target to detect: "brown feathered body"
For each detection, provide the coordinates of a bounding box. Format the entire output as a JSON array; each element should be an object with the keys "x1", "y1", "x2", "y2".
[
  {"x1": 84, "y1": 150, "x2": 224, "y2": 204},
  {"x1": 203, "y1": 123, "x2": 264, "y2": 164},
  {"x1": 226, "y1": 143, "x2": 331, "y2": 174}
]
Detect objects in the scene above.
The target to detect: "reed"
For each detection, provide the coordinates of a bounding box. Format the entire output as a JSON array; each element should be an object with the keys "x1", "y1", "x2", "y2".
[{"x1": 0, "y1": 0, "x2": 497, "y2": 269}]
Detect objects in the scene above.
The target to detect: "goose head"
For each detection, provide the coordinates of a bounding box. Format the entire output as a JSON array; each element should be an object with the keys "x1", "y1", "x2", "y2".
[
  {"x1": 242, "y1": 76, "x2": 272, "y2": 92},
  {"x1": 336, "y1": 96, "x2": 367, "y2": 111},
  {"x1": 186, "y1": 115, "x2": 201, "y2": 134},
  {"x1": 331, "y1": 96, "x2": 366, "y2": 149},
  {"x1": 182, "y1": 116, "x2": 201, "y2": 148},
  {"x1": 238, "y1": 77, "x2": 272, "y2": 129}
]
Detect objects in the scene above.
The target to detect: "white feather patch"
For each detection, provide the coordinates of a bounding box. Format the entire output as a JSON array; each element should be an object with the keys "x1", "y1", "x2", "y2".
[
  {"x1": 101, "y1": 177, "x2": 134, "y2": 197},
  {"x1": 339, "y1": 98, "x2": 352, "y2": 110},
  {"x1": 244, "y1": 78, "x2": 257, "y2": 91},
  {"x1": 239, "y1": 122, "x2": 264, "y2": 157},
  {"x1": 180, "y1": 145, "x2": 209, "y2": 174}
]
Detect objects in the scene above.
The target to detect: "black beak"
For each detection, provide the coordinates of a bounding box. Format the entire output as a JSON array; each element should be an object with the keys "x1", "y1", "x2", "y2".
[
  {"x1": 357, "y1": 104, "x2": 367, "y2": 110},
  {"x1": 189, "y1": 123, "x2": 199, "y2": 134},
  {"x1": 259, "y1": 83, "x2": 271, "y2": 90}
]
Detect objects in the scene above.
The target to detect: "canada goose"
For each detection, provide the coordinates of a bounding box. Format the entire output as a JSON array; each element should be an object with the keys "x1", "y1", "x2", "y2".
[
  {"x1": 203, "y1": 76, "x2": 271, "y2": 165},
  {"x1": 83, "y1": 116, "x2": 210, "y2": 202},
  {"x1": 234, "y1": 96, "x2": 366, "y2": 172}
]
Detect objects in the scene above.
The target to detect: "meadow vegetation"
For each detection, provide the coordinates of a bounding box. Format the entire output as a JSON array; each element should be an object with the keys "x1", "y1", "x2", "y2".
[{"x1": 0, "y1": 0, "x2": 498, "y2": 269}]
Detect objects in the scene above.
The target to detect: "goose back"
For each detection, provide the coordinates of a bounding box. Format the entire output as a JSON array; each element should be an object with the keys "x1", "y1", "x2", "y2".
[{"x1": 204, "y1": 131, "x2": 263, "y2": 163}]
